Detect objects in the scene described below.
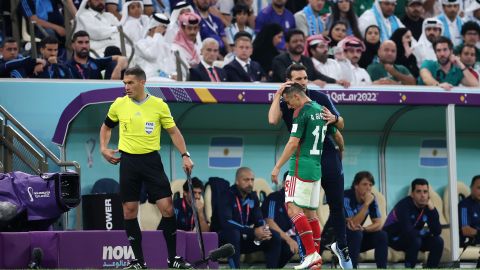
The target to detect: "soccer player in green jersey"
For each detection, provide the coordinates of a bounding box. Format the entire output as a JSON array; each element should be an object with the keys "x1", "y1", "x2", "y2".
[{"x1": 271, "y1": 83, "x2": 328, "y2": 270}]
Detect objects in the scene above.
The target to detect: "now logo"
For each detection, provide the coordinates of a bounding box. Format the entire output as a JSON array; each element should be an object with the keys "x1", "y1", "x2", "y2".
[{"x1": 102, "y1": 246, "x2": 136, "y2": 260}]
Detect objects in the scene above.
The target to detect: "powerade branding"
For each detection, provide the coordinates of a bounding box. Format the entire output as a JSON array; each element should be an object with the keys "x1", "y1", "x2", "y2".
[
  {"x1": 105, "y1": 199, "x2": 113, "y2": 230},
  {"x1": 102, "y1": 245, "x2": 135, "y2": 268}
]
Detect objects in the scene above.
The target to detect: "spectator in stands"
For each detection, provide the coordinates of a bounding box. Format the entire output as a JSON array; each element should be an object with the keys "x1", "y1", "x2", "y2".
[
  {"x1": 251, "y1": 23, "x2": 283, "y2": 78},
  {"x1": 35, "y1": 36, "x2": 71, "y2": 79},
  {"x1": 134, "y1": 13, "x2": 177, "y2": 80},
  {"x1": 294, "y1": 0, "x2": 326, "y2": 37},
  {"x1": 174, "y1": 177, "x2": 209, "y2": 232},
  {"x1": 214, "y1": 167, "x2": 282, "y2": 269},
  {"x1": 306, "y1": 34, "x2": 343, "y2": 80},
  {"x1": 367, "y1": 40, "x2": 416, "y2": 84},
  {"x1": 224, "y1": 33, "x2": 265, "y2": 82},
  {"x1": 120, "y1": 0, "x2": 150, "y2": 44},
  {"x1": 225, "y1": 4, "x2": 255, "y2": 49},
  {"x1": 76, "y1": 0, "x2": 121, "y2": 57},
  {"x1": 194, "y1": 0, "x2": 230, "y2": 55},
  {"x1": 353, "y1": 0, "x2": 374, "y2": 17},
  {"x1": 412, "y1": 18, "x2": 443, "y2": 67},
  {"x1": 344, "y1": 171, "x2": 388, "y2": 268},
  {"x1": 384, "y1": 178, "x2": 443, "y2": 268},
  {"x1": 454, "y1": 21, "x2": 480, "y2": 65},
  {"x1": 326, "y1": 0, "x2": 362, "y2": 39},
  {"x1": 189, "y1": 38, "x2": 227, "y2": 82},
  {"x1": 358, "y1": 25, "x2": 381, "y2": 69},
  {"x1": 390, "y1": 28, "x2": 419, "y2": 77},
  {"x1": 327, "y1": 21, "x2": 348, "y2": 57},
  {"x1": 401, "y1": 0, "x2": 425, "y2": 40},
  {"x1": 67, "y1": 31, "x2": 127, "y2": 80},
  {"x1": 106, "y1": 0, "x2": 153, "y2": 20},
  {"x1": 171, "y1": 12, "x2": 202, "y2": 79},
  {"x1": 19, "y1": 0, "x2": 66, "y2": 40},
  {"x1": 419, "y1": 36, "x2": 479, "y2": 89},
  {"x1": 458, "y1": 44, "x2": 479, "y2": 80},
  {"x1": 339, "y1": 36, "x2": 372, "y2": 85},
  {"x1": 358, "y1": 0, "x2": 405, "y2": 42},
  {"x1": 165, "y1": 1, "x2": 198, "y2": 44},
  {"x1": 437, "y1": 0, "x2": 463, "y2": 46},
  {"x1": 464, "y1": 1, "x2": 480, "y2": 25},
  {"x1": 0, "y1": 38, "x2": 45, "y2": 78},
  {"x1": 261, "y1": 171, "x2": 298, "y2": 268},
  {"x1": 270, "y1": 29, "x2": 349, "y2": 88},
  {"x1": 255, "y1": 0, "x2": 295, "y2": 34},
  {"x1": 458, "y1": 175, "x2": 480, "y2": 256}
]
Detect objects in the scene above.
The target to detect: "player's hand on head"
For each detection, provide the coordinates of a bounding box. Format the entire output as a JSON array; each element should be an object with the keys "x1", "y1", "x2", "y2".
[{"x1": 276, "y1": 81, "x2": 293, "y2": 96}]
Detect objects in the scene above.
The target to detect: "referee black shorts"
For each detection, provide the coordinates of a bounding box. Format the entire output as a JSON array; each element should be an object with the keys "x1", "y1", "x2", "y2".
[{"x1": 119, "y1": 151, "x2": 172, "y2": 203}]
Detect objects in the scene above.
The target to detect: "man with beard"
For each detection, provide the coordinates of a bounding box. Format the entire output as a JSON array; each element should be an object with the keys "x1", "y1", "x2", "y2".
[
  {"x1": 171, "y1": 12, "x2": 202, "y2": 80},
  {"x1": 419, "y1": 36, "x2": 478, "y2": 90},
  {"x1": 358, "y1": 0, "x2": 405, "y2": 42},
  {"x1": 338, "y1": 36, "x2": 372, "y2": 86},
  {"x1": 67, "y1": 31, "x2": 127, "y2": 80},
  {"x1": 35, "y1": 36, "x2": 72, "y2": 79},
  {"x1": 306, "y1": 34, "x2": 343, "y2": 81},
  {"x1": 75, "y1": 0, "x2": 121, "y2": 57},
  {"x1": 193, "y1": 0, "x2": 229, "y2": 55},
  {"x1": 367, "y1": 40, "x2": 416, "y2": 85},
  {"x1": 437, "y1": 0, "x2": 463, "y2": 47},
  {"x1": 383, "y1": 178, "x2": 443, "y2": 268},
  {"x1": 270, "y1": 29, "x2": 349, "y2": 88},
  {"x1": 412, "y1": 18, "x2": 443, "y2": 67},
  {"x1": 214, "y1": 167, "x2": 282, "y2": 269},
  {"x1": 401, "y1": 0, "x2": 425, "y2": 40}
]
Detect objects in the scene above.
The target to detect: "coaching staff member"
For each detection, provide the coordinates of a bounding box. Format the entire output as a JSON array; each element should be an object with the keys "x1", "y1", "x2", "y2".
[{"x1": 100, "y1": 66, "x2": 194, "y2": 269}]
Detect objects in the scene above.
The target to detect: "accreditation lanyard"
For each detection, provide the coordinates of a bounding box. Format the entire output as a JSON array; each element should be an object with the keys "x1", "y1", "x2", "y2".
[
  {"x1": 75, "y1": 63, "x2": 87, "y2": 79},
  {"x1": 413, "y1": 208, "x2": 425, "y2": 227},
  {"x1": 235, "y1": 196, "x2": 250, "y2": 225},
  {"x1": 182, "y1": 198, "x2": 194, "y2": 230}
]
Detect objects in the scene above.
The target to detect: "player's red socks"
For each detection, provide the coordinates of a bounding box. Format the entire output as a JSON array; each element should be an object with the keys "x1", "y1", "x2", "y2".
[
  {"x1": 308, "y1": 217, "x2": 321, "y2": 253},
  {"x1": 291, "y1": 212, "x2": 316, "y2": 255}
]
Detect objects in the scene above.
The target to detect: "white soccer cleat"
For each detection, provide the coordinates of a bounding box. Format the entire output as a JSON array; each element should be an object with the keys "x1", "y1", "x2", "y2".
[{"x1": 294, "y1": 251, "x2": 322, "y2": 270}]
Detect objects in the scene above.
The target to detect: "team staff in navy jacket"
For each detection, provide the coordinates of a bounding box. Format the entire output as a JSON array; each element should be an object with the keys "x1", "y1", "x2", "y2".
[
  {"x1": 458, "y1": 175, "x2": 480, "y2": 246},
  {"x1": 173, "y1": 177, "x2": 209, "y2": 232},
  {"x1": 383, "y1": 178, "x2": 443, "y2": 268},
  {"x1": 213, "y1": 167, "x2": 282, "y2": 269}
]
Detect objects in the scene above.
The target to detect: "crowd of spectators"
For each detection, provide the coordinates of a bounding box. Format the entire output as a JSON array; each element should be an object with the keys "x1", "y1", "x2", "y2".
[{"x1": 1, "y1": 0, "x2": 480, "y2": 89}]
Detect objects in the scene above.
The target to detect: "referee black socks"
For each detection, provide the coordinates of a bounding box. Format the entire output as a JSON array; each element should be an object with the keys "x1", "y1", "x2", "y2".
[
  {"x1": 125, "y1": 218, "x2": 145, "y2": 264},
  {"x1": 158, "y1": 215, "x2": 177, "y2": 260}
]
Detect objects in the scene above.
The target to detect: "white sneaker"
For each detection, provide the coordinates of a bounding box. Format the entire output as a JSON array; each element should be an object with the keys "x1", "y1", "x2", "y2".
[
  {"x1": 331, "y1": 242, "x2": 353, "y2": 269},
  {"x1": 294, "y1": 252, "x2": 322, "y2": 270}
]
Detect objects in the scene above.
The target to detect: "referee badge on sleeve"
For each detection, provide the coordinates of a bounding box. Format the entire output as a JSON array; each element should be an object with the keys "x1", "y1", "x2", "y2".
[{"x1": 145, "y1": 122, "x2": 154, "y2": 134}]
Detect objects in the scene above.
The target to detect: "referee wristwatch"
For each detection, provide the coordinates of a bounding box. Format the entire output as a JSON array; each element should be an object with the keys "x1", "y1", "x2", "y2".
[{"x1": 181, "y1": 152, "x2": 191, "y2": 158}]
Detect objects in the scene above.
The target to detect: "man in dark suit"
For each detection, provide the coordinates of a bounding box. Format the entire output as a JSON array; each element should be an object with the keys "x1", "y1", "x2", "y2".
[
  {"x1": 270, "y1": 29, "x2": 349, "y2": 88},
  {"x1": 189, "y1": 38, "x2": 228, "y2": 82},
  {"x1": 224, "y1": 33, "x2": 266, "y2": 82}
]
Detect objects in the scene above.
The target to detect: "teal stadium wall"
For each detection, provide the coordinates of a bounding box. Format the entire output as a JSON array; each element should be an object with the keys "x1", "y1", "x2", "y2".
[{"x1": 1, "y1": 80, "x2": 480, "y2": 228}]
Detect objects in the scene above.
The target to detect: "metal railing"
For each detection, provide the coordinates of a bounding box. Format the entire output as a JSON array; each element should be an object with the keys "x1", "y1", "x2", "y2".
[{"x1": 0, "y1": 105, "x2": 80, "y2": 175}]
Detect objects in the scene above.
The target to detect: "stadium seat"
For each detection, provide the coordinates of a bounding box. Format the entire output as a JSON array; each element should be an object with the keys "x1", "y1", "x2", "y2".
[
  {"x1": 204, "y1": 184, "x2": 212, "y2": 224},
  {"x1": 171, "y1": 179, "x2": 186, "y2": 199},
  {"x1": 138, "y1": 202, "x2": 162, "y2": 230},
  {"x1": 253, "y1": 178, "x2": 273, "y2": 204}
]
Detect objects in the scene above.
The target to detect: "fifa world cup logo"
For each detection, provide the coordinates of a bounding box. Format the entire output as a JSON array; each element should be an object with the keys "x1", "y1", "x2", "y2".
[{"x1": 27, "y1": 187, "x2": 34, "y2": 202}]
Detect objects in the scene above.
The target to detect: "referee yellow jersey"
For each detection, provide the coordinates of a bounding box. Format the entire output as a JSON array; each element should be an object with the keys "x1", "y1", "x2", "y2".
[{"x1": 107, "y1": 95, "x2": 176, "y2": 154}]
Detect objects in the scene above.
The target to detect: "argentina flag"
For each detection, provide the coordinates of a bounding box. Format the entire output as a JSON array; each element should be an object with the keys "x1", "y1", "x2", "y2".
[
  {"x1": 208, "y1": 137, "x2": 243, "y2": 169},
  {"x1": 419, "y1": 139, "x2": 447, "y2": 167}
]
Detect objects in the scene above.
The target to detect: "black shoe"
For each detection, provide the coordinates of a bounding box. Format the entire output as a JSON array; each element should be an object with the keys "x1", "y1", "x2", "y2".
[
  {"x1": 168, "y1": 256, "x2": 192, "y2": 269},
  {"x1": 124, "y1": 260, "x2": 147, "y2": 269}
]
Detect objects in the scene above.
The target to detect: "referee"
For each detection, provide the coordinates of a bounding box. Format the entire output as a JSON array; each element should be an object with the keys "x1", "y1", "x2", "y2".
[{"x1": 100, "y1": 66, "x2": 194, "y2": 269}]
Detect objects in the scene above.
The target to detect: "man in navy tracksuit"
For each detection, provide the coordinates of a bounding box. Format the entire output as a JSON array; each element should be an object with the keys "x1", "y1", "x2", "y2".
[
  {"x1": 268, "y1": 63, "x2": 352, "y2": 269},
  {"x1": 261, "y1": 171, "x2": 300, "y2": 267},
  {"x1": 383, "y1": 178, "x2": 443, "y2": 268},
  {"x1": 211, "y1": 167, "x2": 282, "y2": 268},
  {"x1": 458, "y1": 175, "x2": 480, "y2": 267}
]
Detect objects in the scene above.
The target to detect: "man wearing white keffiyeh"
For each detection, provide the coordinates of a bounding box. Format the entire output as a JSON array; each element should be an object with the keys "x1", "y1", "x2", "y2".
[
  {"x1": 358, "y1": 0, "x2": 404, "y2": 42},
  {"x1": 437, "y1": 0, "x2": 463, "y2": 47}
]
